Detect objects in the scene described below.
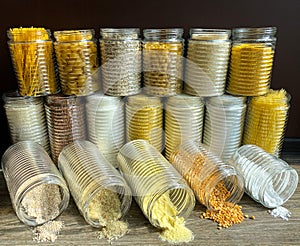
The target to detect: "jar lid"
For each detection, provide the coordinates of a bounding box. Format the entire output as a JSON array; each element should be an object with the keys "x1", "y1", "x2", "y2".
[
  {"x1": 189, "y1": 28, "x2": 231, "y2": 40},
  {"x1": 143, "y1": 28, "x2": 183, "y2": 41},
  {"x1": 54, "y1": 29, "x2": 95, "y2": 42},
  {"x1": 100, "y1": 28, "x2": 140, "y2": 40}
]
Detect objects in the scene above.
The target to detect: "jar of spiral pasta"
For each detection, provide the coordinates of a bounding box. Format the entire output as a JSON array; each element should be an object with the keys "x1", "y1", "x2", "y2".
[
  {"x1": 143, "y1": 28, "x2": 184, "y2": 96},
  {"x1": 100, "y1": 28, "x2": 142, "y2": 96},
  {"x1": 54, "y1": 29, "x2": 99, "y2": 96},
  {"x1": 7, "y1": 27, "x2": 58, "y2": 96},
  {"x1": 227, "y1": 27, "x2": 276, "y2": 96}
]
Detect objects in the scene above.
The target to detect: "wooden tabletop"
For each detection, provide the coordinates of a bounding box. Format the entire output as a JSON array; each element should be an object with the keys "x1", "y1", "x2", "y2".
[{"x1": 1, "y1": 154, "x2": 299, "y2": 245}]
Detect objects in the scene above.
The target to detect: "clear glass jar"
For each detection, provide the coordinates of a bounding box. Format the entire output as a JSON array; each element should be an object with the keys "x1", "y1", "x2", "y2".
[
  {"x1": 126, "y1": 94, "x2": 163, "y2": 152},
  {"x1": 58, "y1": 140, "x2": 132, "y2": 227},
  {"x1": 1, "y1": 141, "x2": 70, "y2": 226},
  {"x1": 203, "y1": 95, "x2": 246, "y2": 161},
  {"x1": 227, "y1": 27, "x2": 276, "y2": 96},
  {"x1": 185, "y1": 29, "x2": 231, "y2": 96},
  {"x1": 45, "y1": 94, "x2": 87, "y2": 164},
  {"x1": 100, "y1": 28, "x2": 142, "y2": 96},
  {"x1": 117, "y1": 139, "x2": 195, "y2": 228},
  {"x1": 169, "y1": 140, "x2": 244, "y2": 210},
  {"x1": 229, "y1": 144, "x2": 298, "y2": 208},
  {"x1": 7, "y1": 27, "x2": 58, "y2": 96},
  {"x1": 86, "y1": 92, "x2": 125, "y2": 168},
  {"x1": 143, "y1": 28, "x2": 184, "y2": 96},
  {"x1": 243, "y1": 89, "x2": 289, "y2": 157},
  {"x1": 54, "y1": 29, "x2": 100, "y2": 96},
  {"x1": 3, "y1": 91, "x2": 50, "y2": 154},
  {"x1": 165, "y1": 94, "x2": 204, "y2": 160}
]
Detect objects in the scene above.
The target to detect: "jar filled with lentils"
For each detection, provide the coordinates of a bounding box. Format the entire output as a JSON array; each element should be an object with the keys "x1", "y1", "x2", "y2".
[
  {"x1": 54, "y1": 29, "x2": 99, "y2": 96},
  {"x1": 143, "y1": 28, "x2": 184, "y2": 96},
  {"x1": 100, "y1": 28, "x2": 142, "y2": 96}
]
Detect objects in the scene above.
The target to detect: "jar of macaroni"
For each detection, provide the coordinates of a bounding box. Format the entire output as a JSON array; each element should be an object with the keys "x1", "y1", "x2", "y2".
[{"x1": 143, "y1": 28, "x2": 184, "y2": 96}]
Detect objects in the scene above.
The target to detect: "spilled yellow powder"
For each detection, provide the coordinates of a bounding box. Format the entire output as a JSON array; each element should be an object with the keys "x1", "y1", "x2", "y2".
[
  {"x1": 87, "y1": 188, "x2": 129, "y2": 242},
  {"x1": 145, "y1": 192, "x2": 194, "y2": 243}
]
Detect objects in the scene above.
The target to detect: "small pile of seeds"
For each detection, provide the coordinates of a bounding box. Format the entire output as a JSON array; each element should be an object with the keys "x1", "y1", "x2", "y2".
[{"x1": 32, "y1": 220, "x2": 64, "y2": 243}]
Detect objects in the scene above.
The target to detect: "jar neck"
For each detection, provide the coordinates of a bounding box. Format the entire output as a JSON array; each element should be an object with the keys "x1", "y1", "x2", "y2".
[
  {"x1": 46, "y1": 94, "x2": 84, "y2": 107},
  {"x1": 143, "y1": 28, "x2": 183, "y2": 41},
  {"x1": 100, "y1": 28, "x2": 140, "y2": 40},
  {"x1": 189, "y1": 28, "x2": 231, "y2": 40},
  {"x1": 232, "y1": 27, "x2": 276, "y2": 41},
  {"x1": 7, "y1": 27, "x2": 51, "y2": 41},
  {"x1": 54, "y1": 29, "x2": 95, "y2": 42}
]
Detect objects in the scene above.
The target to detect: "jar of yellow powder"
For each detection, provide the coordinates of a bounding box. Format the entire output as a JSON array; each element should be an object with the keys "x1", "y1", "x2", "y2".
[
  {"x1": 7, "y1": 27, "x2": 59, "y2": 96},
  {"x1": 54, "y1": 29, "x2": 99, "y2": 96},
  {"x1": 227, "y1": 27, "x2": 276, "y2": 96},
  {"x1": 143, "y1": 28, "x2": 184, "y2": 96}
]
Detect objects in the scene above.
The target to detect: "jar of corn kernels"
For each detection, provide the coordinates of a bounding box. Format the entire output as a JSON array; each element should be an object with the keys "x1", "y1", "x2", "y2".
[
  {"x1": 54, "y1": 29, "x2": 100, "y2": 96},
  {"x1": 143, "y1": 28, "x2": 184, "y2": 96},
  {"x1": 169, "y1": 140, "x2": 244, "y2": 210}
]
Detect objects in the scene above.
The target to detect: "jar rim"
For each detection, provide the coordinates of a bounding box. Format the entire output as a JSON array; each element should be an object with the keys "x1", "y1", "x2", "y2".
[
  {"x1": 189, "y1": 28, "x2": 231, "y2": 40},
  {"x1": 143, "y1": 28, "x2": 184, "y2": 41}
]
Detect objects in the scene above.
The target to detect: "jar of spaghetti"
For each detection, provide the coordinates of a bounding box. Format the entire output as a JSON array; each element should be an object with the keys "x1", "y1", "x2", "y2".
[
  {"x1": 229, "y1": 144, "x2": 298, "y2": 208},
  {"x1": 185, "y1": 29, "x2": 231, "y2": 96},
  {"x1": 227, "y1": 27, "x2": 276, "y2": 96},
  {"x1": 7, "y1": 27, "x2": 58, "y2": 96},
  {"x1": 143, "y1": 28, "x2": 184, "y2": 96},
  {"x1": 100, "y1": 28, "x2": 141, "y2": 96},
  {"x1": 54, "y1": 29, "x2": 99, "y2": 96}
]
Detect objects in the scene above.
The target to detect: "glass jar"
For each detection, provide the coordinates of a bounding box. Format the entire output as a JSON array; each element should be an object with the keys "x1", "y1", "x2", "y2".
[
  {"x1": 3, "y1": 91, "x2": 50, "y2": 154},
  {"x1": 45, "y1": 94, "x2": 87, "y2": 164},
  {"x1": 203, "y1": 95, "x2": 246, "y2": 161},
  {"x1": 1, "y1": 141, "x2": 70, "y2": 226},
  {"x1": 54, "y1": 29, "x2": 100, "y2": 96},
  {"x1": 100, "y1": 28, "x2": 142, "y2": 96},
  {"x1": 229, "y1": 144, "x2": 298, "y2": 208},
  {"x1": 117, "y1": 139, "x2": 195, "y2": 228},
  {"x1": 165, "y1": 94, "x2": 204, "y2": 160},
  {"x1": 169, "y1": 141, "x2": 244, "y2": 210},
  {"x1": 58, "y1": 140, "x2": 132, "y2": 227},
  {"x1": 185, "y1": 29, "x2": 231, "y2": 96},
  {"x1": 143, "y1": 28, "x2": 184, "y2": 96},
  {"x1": 227, "y1": 27, "x2": 276, "y2": 96},
  {"x1": 243, "y1": 89, "x2": 289, "y2": 157},
  {"x1": 7, "y1": 27, "x2": 58, "y2": 96},
  {"x1": 126, "y1": 94, "x2": 163, "y2": 152},
  {"x1": 86, "y1": 92, "x2": 125, "y2": 168}
]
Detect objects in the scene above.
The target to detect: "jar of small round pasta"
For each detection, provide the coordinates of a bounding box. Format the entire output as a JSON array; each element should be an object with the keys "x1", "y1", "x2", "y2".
[
  {"x1": 227, "y1": 27, "x2": 276, "y2": 96},
  {"x1": 1, "y1": 141, "x2": 70, "y2": 226},
  {"x1": 54, "y1": 29, "x2": 99, "y2": 96},
  {"x1": 229, "y1": 144, "x2": 298, "y2": 208},
  {"x1": 143, "y1": 28, "x2": 184, "y2": 96},
  {"x1": 100, "y1": 28, "x2": 141, "y2": 96}
]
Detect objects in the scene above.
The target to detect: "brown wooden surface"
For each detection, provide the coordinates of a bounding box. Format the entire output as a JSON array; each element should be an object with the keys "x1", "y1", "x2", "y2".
[{"x1": 0, "y1": 154, "x2": 299, "y2": 245}]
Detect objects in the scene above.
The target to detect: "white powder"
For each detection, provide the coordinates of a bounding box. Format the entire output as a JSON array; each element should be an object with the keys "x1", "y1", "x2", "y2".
[
  {"x1": 32, "y1": 220, "x2": 64, "y2": 243},
  {"x1": 268, "y1": 206, "x2": 291, "y2": 221}
]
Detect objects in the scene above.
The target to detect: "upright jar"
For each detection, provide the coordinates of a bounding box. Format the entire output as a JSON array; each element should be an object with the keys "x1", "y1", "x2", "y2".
[
  {"x1": 58, "y1": 140, "x2": 132, "y2": 227},
  {"x1": 100, "y1": 28, "x2": 142, "y2": 96},
  {"x1": 3, "y1": 91, "x2": 50, "y2": 153},
  {"x1": 7, "y1": 27, "x2": 58, "y2": 96},
  {"x1": 243, "y1": 89, "x2": 289, "y2": 157},
  {"x1": 45, "y1": 94, "x2": 87, "y2": 164},
  {"x1": 54, "y1": 29, "x2": 99, "y2": 96},
  {"x1": 143, "y1": 28, "x2": 184, "y2": 96},
  {"x1": 229, "y1": 145, "x2": 298, "y2": 208},
  {"x1": 165, "y1": 94, "x2": 204, "y2": 160},
  {"x1": 117, "y1": 140, "x2": 195, "y2": 228},
  {"x1": 203, "y1": 95, "x2": 246, "y2": 162},
  {"x1": 1, "y1": 141, "x2": 69, "y2": 226},
  {"x1": 126, "y1": 94, "x2": 163, "y2": 152},
  {"x1": 169, "y1": 141, "x2": 244, "y2": 210},
  {"x1": 86, "y1": 92, "x2": 125, "y2": 167},
  {"x1": 227, "y1": 27, "x2": 276, "y2": 96},
  {"x1": 185, "y1": 29, "x2": 231, "y2": 96}
]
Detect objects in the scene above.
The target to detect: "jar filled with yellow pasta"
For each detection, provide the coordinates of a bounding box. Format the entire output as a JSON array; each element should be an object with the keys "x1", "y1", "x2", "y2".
[
  {"x1": 54, "y1": 29, "x2": 99, "y2": 96},
  {"x1": 143, "y1": 28, "x2": 184, "y2": 96},
  {"x1": 7, "y1": 27, "x2": 59, "y2": 96},
  {"x1": 227, "y1": 27, "x2": 276, "y2": 96}
]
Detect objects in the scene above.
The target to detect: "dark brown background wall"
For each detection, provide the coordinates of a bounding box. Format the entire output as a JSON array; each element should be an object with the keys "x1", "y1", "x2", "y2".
[{"x1": 0, "y1": 0, "x2": 299, "y2": 155}]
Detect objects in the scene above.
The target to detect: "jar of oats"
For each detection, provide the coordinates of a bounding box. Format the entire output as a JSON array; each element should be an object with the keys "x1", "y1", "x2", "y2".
[
  {"x1": 7, "y1": 27, "x2": 59, "y2": 96},
  {"x1": 54, "y1": 29, "x2": 99, "y2": 96},
  {"x1": 1, "y1": 141, "x2": 70, "y2": 226},
  {"x1": 100, "y1": 28, "x2": 142, "y2": 96},
  {"x1": 227, "y1": 27, "x2": 276, "y2": 96},
  {"x1": 143, "y1": 28, "x2": 184, "y2": 96}
]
